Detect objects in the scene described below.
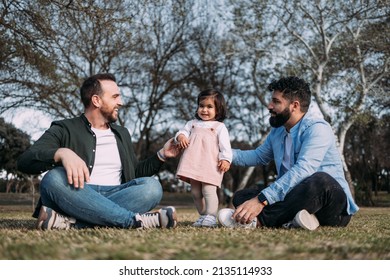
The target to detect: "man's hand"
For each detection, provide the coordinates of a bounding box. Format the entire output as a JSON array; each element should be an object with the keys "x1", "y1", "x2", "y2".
[
  {"x1": 232, "y1": 197, "x2": 264, "y2": 224},
  {"x1": 159, "y1": 138, "x2": 181, "y2": 160},
  {"x1": 54, "y1": 148, "x2": 90, "y2": 188}
]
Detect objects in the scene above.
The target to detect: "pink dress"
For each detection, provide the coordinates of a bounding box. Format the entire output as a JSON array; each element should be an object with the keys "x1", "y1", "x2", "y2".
[{"x1": 176, "y1": 122, "x2": 224, "y2": 187}]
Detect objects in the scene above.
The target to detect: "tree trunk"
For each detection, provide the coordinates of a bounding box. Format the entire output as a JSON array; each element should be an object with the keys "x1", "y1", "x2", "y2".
[
  {"x1": 337, "y1": 120, "x2": 355, "y2": 198},
  {"x1": 236, "y1": 166, "x2": 255, "y2": 192}
]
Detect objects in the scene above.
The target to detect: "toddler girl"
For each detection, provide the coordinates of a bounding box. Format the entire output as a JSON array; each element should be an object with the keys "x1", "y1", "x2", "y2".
[{"x1": 175, "y1": 89, "x2": 232, "y2": 227}]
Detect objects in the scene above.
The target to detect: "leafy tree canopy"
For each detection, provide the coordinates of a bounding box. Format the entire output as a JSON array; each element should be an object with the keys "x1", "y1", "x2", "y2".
[{"x1": 0, "y1": 117, "x2": 31, "y2": 176}]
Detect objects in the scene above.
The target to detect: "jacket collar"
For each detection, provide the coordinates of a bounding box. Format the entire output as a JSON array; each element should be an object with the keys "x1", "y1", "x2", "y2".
[{"x1": 81, "y1": 113, "x2": 117, "y2": 131}]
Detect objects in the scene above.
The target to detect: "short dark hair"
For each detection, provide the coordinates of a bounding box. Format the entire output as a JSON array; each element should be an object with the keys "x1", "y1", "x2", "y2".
[
  {"x1": 195, "y1": 89, "x2": 227, "y2": 122},
  {"x1": 80, "y1": 73, "x2": 116, "y2": 108},
  {"x1": 268, "y1": 76, "x2": 311, "y2": 113}
]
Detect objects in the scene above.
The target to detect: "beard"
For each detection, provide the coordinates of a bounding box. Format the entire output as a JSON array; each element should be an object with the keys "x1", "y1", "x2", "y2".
[
  {"x1": 269, "y1": 107, "x2": 291, "y2": 128},
  {"x1": 101, "y1": 106, "x2": 118, "y2": 123}
]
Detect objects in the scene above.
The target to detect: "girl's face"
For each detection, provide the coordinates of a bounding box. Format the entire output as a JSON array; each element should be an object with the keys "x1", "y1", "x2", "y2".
[{"x1": 197, "y1": 97, "x2": 217, "y2": 121}]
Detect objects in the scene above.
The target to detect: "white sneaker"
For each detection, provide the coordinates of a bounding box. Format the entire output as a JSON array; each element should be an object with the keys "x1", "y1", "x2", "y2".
[
  {"x1": 282, "y1": 209, "x2": 320, "y2": 231},
  {"x1": 217, "y1": 208, "x2": 257, "y2": 229},
  {"x1": 135, "y1": 206, "x2": 177, "y2": 229},
  {"x1": 201, "y1": 214, "x2": 217, "y2": 228},
  {"x1": 36, "y1": 206, "x2": 76, "y2": 230},
  {"x1": 193, "y1": 215, "x2": 206, "y2": 227}
]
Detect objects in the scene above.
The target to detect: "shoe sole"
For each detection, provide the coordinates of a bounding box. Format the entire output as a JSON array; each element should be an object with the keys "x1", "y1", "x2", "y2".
[
  {"x1": 163, "y1": 206, "x2": 177, "y2": 228},
  {"x1": 295, "y1": 210, "x2": 319, "y2": 230},
  {"x1": 36, "y1": 206, "x2": 49, "y2": 230},
  {"x1": 218, "y1": 209, "x2": 256, "y2": 229},
  {"x1": 201, "y1": 223, "x2": 217, "y2": 228},
  {"x1": 192, "y1": 221, "x2": 203, "y2": 227},
  {"x1": 217, "y1": 209, "x2": 235, "y2": 227}
]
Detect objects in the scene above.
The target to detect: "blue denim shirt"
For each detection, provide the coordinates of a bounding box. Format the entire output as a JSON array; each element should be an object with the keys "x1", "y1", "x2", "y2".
[{"x1": 233, "y1": 112, "x2": 359, "y2": 215}]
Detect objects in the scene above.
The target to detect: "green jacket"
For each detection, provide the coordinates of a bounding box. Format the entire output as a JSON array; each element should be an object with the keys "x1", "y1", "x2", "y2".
[{"x1": 17, "y1": 114, "x2": 164, "y2": 217}]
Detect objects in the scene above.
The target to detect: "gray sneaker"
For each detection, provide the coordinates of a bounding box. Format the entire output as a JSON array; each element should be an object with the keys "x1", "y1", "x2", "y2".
[
  {"x1": 201, "y1": 214, "x2": 217, "y2": 228},
  {"x1": 217, "y1": 208, "x2": 257, "y2": 229},
  {"x1": 192, "y1": 215, "x2": 206, "y2": 227},
  {"x1": 135, "y1": 206, "x2": 177, "y2": 229},
  {"x1": 282, "y1": 209, "x2": 320, "y2": 231},
  {"x1": 36, "y1": 206, "x2": 76, "y2": 230}
]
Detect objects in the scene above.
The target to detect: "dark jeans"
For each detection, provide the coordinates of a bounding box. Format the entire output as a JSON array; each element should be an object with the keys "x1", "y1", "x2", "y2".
[{"x1": 233, "y1": 172, "x2": 352, "y2": 228}]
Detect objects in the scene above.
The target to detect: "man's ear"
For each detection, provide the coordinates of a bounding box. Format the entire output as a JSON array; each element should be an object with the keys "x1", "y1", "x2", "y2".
[
  {"x1": 91, "y1": 95, "x2": 101, "y2": 108},
  {"x1": 291, "y1": 100, "x2": 300, "y2": 112}
]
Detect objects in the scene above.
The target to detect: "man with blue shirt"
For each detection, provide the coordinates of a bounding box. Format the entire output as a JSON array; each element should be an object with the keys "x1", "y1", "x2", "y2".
[{"x1": 218, "y1": 76, "x2": 359, "y2": 230}]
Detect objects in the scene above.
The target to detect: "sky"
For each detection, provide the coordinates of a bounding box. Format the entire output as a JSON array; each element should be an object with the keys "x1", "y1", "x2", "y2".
[
  {"x1": 1, "y1": 99, "x2": 324, "y2": 145},
  {"x1": 2, "y1": 108, "x2": 53, "y2": 141},
  {"x1": 0, "y1": 0, "x2": 325, "y2": 143}
]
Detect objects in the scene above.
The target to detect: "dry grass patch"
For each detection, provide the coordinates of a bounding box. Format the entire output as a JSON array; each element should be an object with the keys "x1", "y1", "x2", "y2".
[{"x1": 0, "y1": 207, "x2": 389, "y2": 260}]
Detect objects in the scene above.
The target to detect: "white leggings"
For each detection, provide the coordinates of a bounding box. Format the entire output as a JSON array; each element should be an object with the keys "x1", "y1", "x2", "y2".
[{"x1": 190, "y1": 179, "x2": 219, "y2": 217}]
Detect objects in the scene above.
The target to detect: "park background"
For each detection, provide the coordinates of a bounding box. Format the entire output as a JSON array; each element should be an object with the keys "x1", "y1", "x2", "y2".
[{"x1": 0, "y1": 0, "x2": 389, "y2": 260}]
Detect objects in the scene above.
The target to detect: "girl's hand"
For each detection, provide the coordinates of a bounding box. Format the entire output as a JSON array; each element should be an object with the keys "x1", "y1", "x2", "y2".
[
  {"x1": 218, "y1": 160, "x2": 231, "y2": 173},
  {"x1": 177, "y1": 134, "x2": 190, "y2": 149}
]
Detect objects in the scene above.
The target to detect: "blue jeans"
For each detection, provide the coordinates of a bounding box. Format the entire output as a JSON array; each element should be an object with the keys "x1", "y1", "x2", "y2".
[{"x1": 39, "y1": 167, "x2": 163, "y2": 228}]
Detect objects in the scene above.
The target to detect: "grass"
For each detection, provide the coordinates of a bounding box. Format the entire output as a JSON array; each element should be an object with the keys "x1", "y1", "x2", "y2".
[{"x1": 0, "y1": 206, "x2": 389, "y2": 260}]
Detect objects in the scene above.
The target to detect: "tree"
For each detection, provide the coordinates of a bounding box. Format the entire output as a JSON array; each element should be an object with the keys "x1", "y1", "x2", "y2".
[
  {"x1": 0, "y1": 117, "x2": 30, "y2": 174},
  {"x1": 0, "y1": 0, "x2": 140, "y2": 118},
  {"x1": 0, "y1": 117, "x2": 33, "y2": 192},
  {"x1": 331, "y1": 12, "x2": 389, "y2": 152},
  {"x1": 1, "y1": 0, "x2": 388, "y2": 197},
  {"x1": 222, "y1": 0, "x2": 276, "y2": 191},
  {"x1": 118, "y1": 0, "x2": 202, "y2": 157},
  {"x1": 344, "y1": 113, "x2": 390, "y2": 205},
  {"x1": 0, "y1": 0, "x2": 209, "y2": 159},
  {"x1": 266, "y1": 0, "x2": 389, "y2": 197}
]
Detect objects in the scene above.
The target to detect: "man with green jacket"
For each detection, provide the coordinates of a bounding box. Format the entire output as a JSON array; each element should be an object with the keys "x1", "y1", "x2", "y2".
[{"x1": 18, "y1": 73, "x2": 178, "y2": 230}]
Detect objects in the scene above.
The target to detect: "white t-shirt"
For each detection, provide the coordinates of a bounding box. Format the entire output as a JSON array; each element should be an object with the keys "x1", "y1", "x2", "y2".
[
  {"x1": 89, "y1": 127, "x2": 122, "y2": 186},
  {"x1": 281, "y1": 132, "x2": 293, "y2": 175}
]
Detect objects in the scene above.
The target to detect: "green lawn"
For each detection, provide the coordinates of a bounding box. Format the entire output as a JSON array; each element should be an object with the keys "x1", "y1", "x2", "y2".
[{"x1": 0, "y1": 206, "x2": 389, "y2": 260}]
